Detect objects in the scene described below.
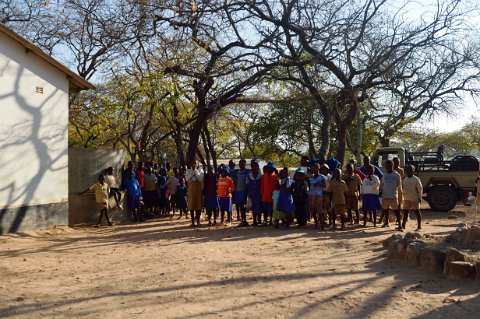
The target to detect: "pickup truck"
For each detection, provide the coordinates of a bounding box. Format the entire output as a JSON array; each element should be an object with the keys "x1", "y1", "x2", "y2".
[{"x1": 373, "y1": 147, "x2": 479, "y2": 211}]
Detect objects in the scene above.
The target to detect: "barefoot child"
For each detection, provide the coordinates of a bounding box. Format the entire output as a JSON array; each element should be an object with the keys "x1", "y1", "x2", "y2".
[
  {"x1": 326, "y1": 168, "x2": 349, "y2": 230},
  {"x1": 401, "y1": 165, "x2": 423, "y2": 231},
  {"x1": 217, "y1": 167, "x2": 235, "y2": 225},
  {"x1": 79, "y1": 174, "x2": 112, "y2": 227},
  {"x1": 320, "y1": 164, "x2": 333, "y2": 228},
  {"x1": 360, "y1": 165, "x2": 381, "y2": 227}
]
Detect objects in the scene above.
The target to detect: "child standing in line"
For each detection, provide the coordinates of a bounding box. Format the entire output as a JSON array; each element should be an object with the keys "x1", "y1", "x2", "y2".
[
  {"x1": 401, "y1": 165, "x2": 423, "y2": 231},
  {"x1": 204, "y1": 167, "x2": 219, "y2": 226},
  {"x1": 308, "y1": 163, "x2": 326, "y2": 229},
  {"x1": 247, "y1": 161, "x2": 263, "y2": 226},
  {"x1": 175, "y1": 177, "x2": 188, "y2": 219},
  {"x1": 277, "y1": 167, "x2": 295, "y2": 228},
  {"x1": 234, "y1": 159, "x2": 250, "y2": 227},
  {"x1": 380, "y1": 160, "x2": 402, "y2": 231},
  {"x1": 292, "y1": 168, "x2": 309, "y2": 227},
  {"x1": 143, "y1": 167, "x2": 158, "y2": 215},
  {"x1": 123, "y1": 171, "x2": 143, "y2": 223},
  {"x1": 156, "y1": 176, "x2": 168, "y2": 216},
  {"x1": 79, "y1": 174, "x2": 112, "y2": 227},
  {"x1": 343, "y1": 163, "x2": 362, "y2": 224},
  {"x1": 272, "y1": 181, "x2": 284, "y2": 229},
  {"x1": 217, "y1": 167, "x2": 235, "y2": 225},
  {"x1": 320, "y1": 164, "x2": 332, "y2": 227},
  {"x1": 360, "y1": 165, "x2": 381, "y2": 227},
  {"x1": 166, "y1": 171, "x2": 179, "y2": 216},
  {"x1": 326, "y1": 168, "x2": 348, "y2": 230},
  {"x1": 260, "y1": 162, "x2": 279, "y2": 226}
]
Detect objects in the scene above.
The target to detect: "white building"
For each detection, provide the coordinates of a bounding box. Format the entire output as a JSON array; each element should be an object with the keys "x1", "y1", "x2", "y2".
[{"x1": 0, "y1": 23, "x2": 94, "y2": 234}]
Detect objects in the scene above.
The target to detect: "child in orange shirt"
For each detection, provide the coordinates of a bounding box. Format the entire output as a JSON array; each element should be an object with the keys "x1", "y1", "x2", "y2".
[
  {"x1": 218, "y1": 166, "x2": 235, "y2": 224},
  {"x1": 260, "y1": 162, "x2": 279, "y2": 226}
]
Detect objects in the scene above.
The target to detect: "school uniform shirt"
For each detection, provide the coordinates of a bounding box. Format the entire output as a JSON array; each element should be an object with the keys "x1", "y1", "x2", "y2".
[
  {"x1": 217, "y1": 176, "x2": 235, "y2": 198},
  {"x1": 144, "y1": 173, "x2": 158, "y2": 192},
  {"x1": 361, "y1": 175, "x2": 380, "y2": 195},
  {"x1": 105, "y1": 174, "x2": 117, "y2": 188},
  {"x1": 322, "y1": 174, "x2": 331, "y2": 193},
  {"x1": 381, "y1": 172, "x2": 401, "y2": 199},
  {"x1": 326, "y1": 179, "x2": 348, "y2": 205},
  {"x1": 166, "y1": 176, "x2": 179, "y2": 195},
  {"x1": 395, "y1": 167, "x2": 405, "y2": 179},
  {"x1": 343, "y1": 173, "x2": 362, "y2": 197},
  {"x1": 235, "y1": 169, "x2": 250, "y2": 192},
  {"x1": 260, "y1": 173, "x2": 279, "y2": 202},
  {"x1": 308, "y1": 174, "x2": 326, "y2": 196},
  {"x1": 402, "y1": 175, "x2": 423, "y2": 202},
  {"x1": 89, "y1": 183, "x2": 109, "y2": 203}
]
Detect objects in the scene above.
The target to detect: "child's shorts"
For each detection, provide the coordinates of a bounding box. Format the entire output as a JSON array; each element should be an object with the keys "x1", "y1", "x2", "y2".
[
  {"x1": 381, "y1": 198, "x2": 398, "y2": 210},
  {"x1": 333, "y1": 204, "x2": 346, "y2": 218},
  {"x1": 345, "y1": 196, "x2": 359, "y2": 210},
  {"x1": 403, "y1": 200, "x2": 420, "y2": 210},
  {"x1": 218, "y1": 197, "x2": 232, "y2": 212}
]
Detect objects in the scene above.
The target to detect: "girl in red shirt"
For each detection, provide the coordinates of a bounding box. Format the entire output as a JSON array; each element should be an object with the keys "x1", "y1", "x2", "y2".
[{"x1": 217, "y1": 167, "x2": 235, "y2": 224}]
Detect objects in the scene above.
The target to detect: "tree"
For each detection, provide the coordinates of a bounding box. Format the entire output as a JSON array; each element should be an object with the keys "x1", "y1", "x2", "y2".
[{"x1": 243, "y1": 0, "x2": 480, "y2": 164}]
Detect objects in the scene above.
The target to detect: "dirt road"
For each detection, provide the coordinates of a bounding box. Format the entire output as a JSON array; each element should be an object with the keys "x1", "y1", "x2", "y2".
[{"x1": 1, "y1": 207, "x2": 479, "y2": 318}]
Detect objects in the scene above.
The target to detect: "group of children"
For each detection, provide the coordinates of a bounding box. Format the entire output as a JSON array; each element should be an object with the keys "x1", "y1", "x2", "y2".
[{"x1": 82, "y1": 156, "x2": 424, "y2": 232}]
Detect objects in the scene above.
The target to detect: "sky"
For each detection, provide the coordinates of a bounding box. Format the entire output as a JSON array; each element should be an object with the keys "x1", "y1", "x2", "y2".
[{"x1": 421, "y1": 95, "x2": 479, "y2": 133}]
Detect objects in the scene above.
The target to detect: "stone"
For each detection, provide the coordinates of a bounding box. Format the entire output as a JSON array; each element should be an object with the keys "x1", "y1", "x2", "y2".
[
  {"x1": 448, "y1": 215, "x2": 458, "y2": 219},
  {"x1": 476, "y1": 261, "x2": 480, "y2": 281},
  {"x1": 405, "y1": 241, "x2": 425, "y2": 266},
  {"x1": 460, "y1": 226, "x2": 480, "y2": 244},
  {"x1": 420, "y1": 247, "x2": 446, "y2": 273},
  {"x1": 395, "y1": 239, "x2": 409, "y2": 260},
  {"x1": 404, "y1": 232, "x2": 423, "y2": 241},
  {"x1": 387, "y1": 239, "x2": 401, "y2": 259},
  {"x1": 446, "y1": 261, "x2": 475, "y2": 280},
  {"x1": 445, "y1": 228, "x2": 467, "y2": 243},
  {"x1": 443, "y1": 248, "x2": 468, "y2": 275},
  {"x1": 382, "y1": 234, "x2": 403, "y2": 248}
]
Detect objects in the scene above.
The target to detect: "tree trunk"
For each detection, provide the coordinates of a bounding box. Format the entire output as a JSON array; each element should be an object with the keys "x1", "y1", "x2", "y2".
[
  {"x1": 186, "y1": 112, "x2": 209, "y2": 167},
  {"x1": 318, "y1": 113, "x2": 331, "y2": 158},
  {"x1": 201, "y1": 130, "x2": 211, "y2": 169},
  {"x1": 204, "y1": 124, "x2": 218, "y2": 173}
]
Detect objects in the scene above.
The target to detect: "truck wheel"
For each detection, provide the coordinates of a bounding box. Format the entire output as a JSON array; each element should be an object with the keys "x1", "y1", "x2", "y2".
[{"x1": 427, "y1": 186, "x2": 457, "y2": 212}]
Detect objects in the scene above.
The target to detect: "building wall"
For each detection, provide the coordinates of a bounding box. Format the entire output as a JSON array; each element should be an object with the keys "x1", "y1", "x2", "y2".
[{"x1": 0, "y1": 31, "x2": 69, "y2": 233}]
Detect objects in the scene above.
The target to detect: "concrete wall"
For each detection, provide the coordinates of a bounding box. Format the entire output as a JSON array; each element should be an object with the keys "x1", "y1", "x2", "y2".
[
  {"x1": 68, "y1": 148, "x2": 128, "y2": 225},
  {"x1": 0, "y1": 31, "x2": 69, "y2": 233}
]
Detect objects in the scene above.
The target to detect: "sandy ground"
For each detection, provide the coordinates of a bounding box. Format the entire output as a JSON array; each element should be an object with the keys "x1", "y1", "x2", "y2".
[{"x1": 1, "y1": 205, "x2": 479, "y2": 319}]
